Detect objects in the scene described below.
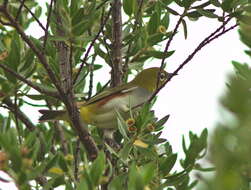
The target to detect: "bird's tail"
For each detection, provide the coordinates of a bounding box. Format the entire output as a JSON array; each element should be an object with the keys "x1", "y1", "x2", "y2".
[{"x1": 38, "y1": 110, "x2": 67, "y2": 122}]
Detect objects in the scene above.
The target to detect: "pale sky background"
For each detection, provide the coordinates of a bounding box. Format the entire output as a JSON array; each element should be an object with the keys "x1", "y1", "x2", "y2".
[{"x1": 0, "y1": 3, "x2": 251, "y2": 190}]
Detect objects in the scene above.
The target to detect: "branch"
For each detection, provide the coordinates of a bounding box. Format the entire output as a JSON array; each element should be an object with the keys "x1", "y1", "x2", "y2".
[
  {"x1": 54, "y1": 122, "x2": 68, "y2": 155},
  {"x1": 3, "y1": 98, "x2": 35, "y2": 131},
  {"x1": 157, "y1": 8, "x2": 187, "y2": 87},
  {"x1": 73, "y1": 8, "x2": 112, "y2": 85},
  {"x1": 19, "y1": 0, "x2": 46, "y2": 31},
  {"x1": 74, "y1": 139, "x2": 80, "y2": 181},
  {"x1": 43, "y1": 0, "x2": 54, "y2": 49},
  {"x1": 150, "y1": 17, "x2": 238, "y2": 101},
  {"x1": 54, "y1": 5, "x2": 98, "y2": 160},
  {"x1": 0, "y1": 62, "x2": 60, "y2": 98},
  {"x1": 111, "y1": 0, "x2": 123, "y2": 87},
  {"x1": 15, "y1": 0, "x2": 25, "y2": 20},
  {"x1": 0, "y1": 5, "x2": 63, "y2": 95}
]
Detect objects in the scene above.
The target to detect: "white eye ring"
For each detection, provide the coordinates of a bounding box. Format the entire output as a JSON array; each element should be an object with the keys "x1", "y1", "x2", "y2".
[{"x1": 159, "y1": 72, "x2": 166, "y2": 81}]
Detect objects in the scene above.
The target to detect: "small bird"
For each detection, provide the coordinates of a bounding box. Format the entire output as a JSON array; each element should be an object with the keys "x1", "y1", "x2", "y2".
[{"x1": 39, "y1": 67, "x2": 171, "y2": 135}]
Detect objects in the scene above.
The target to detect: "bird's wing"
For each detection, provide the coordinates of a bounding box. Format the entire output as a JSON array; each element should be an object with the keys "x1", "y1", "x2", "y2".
[{"x1": 82, "y1": 83, "x2": 138, "y2": 106}]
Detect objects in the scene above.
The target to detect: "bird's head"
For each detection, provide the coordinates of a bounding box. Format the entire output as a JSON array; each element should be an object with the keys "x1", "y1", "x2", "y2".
[{"x1": 131, "y1": 67, "x2": 172, "y2": 92}]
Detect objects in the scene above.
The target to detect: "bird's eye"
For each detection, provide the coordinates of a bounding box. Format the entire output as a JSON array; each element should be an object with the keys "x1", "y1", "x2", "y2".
[{"x1": 159, "y1": 72, "x2": 166, "y2": 81}]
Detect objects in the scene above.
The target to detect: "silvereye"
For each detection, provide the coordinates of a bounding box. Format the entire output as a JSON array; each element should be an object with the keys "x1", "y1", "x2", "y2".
[{"x1": 39, "y1": 67, "x2": 170, "y2": 130}]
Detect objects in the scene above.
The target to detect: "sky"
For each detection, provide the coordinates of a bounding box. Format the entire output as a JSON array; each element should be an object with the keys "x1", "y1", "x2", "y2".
[{"x1": 0, "y1": 4, "x2": 251, "y2": 190}]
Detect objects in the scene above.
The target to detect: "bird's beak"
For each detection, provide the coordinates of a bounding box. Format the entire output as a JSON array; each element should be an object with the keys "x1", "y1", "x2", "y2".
[{"x1": 167, "y1": 72, "x2": 177, "y2": 80}]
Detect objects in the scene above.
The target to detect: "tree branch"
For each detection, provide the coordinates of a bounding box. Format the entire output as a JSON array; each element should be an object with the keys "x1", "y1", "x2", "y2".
[
  {"x1": 43, "y1": 0, "x2": 54, "y2": 49},
  {"x1": 19, "y1": 0, "x2": 46, "y2": 31},
  {"x1": 150, "y1": 17, "x2": 238, "y2": 101},
  {"x1": 0, "y1": 5, "x2": 63, "y2": 95},
  {"x1": 15, "y1": 0, "x2": 25, "y2": 21},
  {"x1": 54, "y1": 4, "x2": 98, "y2": 160},
  {"x1": 3, "y1": 98, "x2": 35, "y2": 131},
  {"x1": 111, "y1": 0, "x2": 123, "y2": 87}
]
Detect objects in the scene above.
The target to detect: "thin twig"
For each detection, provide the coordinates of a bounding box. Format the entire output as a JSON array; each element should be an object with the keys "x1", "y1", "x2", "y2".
[
  {"x1": 149, "y1": 18, "x2": 237, "y2": 102},
  {"x1": 157, "y1": 8, "x2": 187, "y2": 88},
  {"x1": 3, "y1": 98, "x2": 35, "y2": 131},
  {"x1": 96, "y1": 0, "x2": 110, "y2": 10},
  {"x1": 21, "y1": 2, "x2": 46, "y2": 31},
  {"x1": 15, "y1": 0, "x2": 25, "y2": 21},
  {"x1": 0, "y1": 62, "x2": 60, "y2": 98},
  {"x1": 43, "y1": 0, "x2": 54, "y2": 50},
  {"x1": 74, "y1": 139, "x2": 81, "y2": 181},
  {"x1": 88, "y1": 55, "x2": 96, "y2": 99},
  {"x1": 54, "y1": 122, "x2": 68, "y2": 155},
  {"x1": 14, "y1": 89, "x2": 22, "y2": 144},
  {"x1": 0, "y1": 5, "x2": 63, "y2": 95},
  {"x1": 73, "y1": 8, "x2": 112, "y2": 85}
]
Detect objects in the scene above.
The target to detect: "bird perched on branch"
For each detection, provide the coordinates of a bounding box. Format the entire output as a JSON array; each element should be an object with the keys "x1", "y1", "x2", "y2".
[{"x1": 39, "y1": 67, "x2": 171, "y2": 138}]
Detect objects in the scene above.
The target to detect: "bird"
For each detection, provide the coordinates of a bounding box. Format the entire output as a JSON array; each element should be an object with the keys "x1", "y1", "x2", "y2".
[{"x1": 39, "y1": 67, "x2": 171, "y2": 137}]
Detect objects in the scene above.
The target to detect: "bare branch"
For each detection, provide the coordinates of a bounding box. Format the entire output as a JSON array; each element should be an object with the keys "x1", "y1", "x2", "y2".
[
  {"x1": 20, "y1": 1, "x2": 46, "y2": 31},
  {"x1": 111, "y1": 0, "x2": 123, "y2": 87},
  {"x1": 88, "y1": 55, "x2": 96, "y2": 99},
  {"x1": 157, "y1": 8, "x2": 188, "y2": 88},
  {"x1": 149, "y1": 17, "x2": 238, "y2": 102}
]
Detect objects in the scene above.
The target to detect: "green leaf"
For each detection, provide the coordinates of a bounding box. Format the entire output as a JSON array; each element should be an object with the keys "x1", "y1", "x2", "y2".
[
  {"x1": 19, "y1": 49, "x2": 35, "y2": 73},
  {"x1": 77, "y1": 178, "x2": 90, "y2": 190},
  {"x1": 160, "y1": 0, "x2": 174, "y2": 6},
  {"x1": 108, "y1": 174, "x2": 127, "y2": 190},
  {"x1": 159, "y1": 154, "x2": 177, "y2": 176},
  {"x1": 4, "y1": 32, "x2": 21, "y2": 83},
  {"x1": 174, "y1": 0, "x2": 184, "y2": 7},
  {"x1": 119, "y1": 141, "x2": 133, "y2": 162},
  {"x1": 44, "y1": 154, "x2": 59, "y2": 172},
  {"x1": 222, "y1": 0, "x2": 234, "y2": 12},
  {"x1": 155, "y1": 115, "x2": 170, "y2": 129},
  {"x1": 210, "y1": 0, "x2": 221, "y2": 7},
  {"x1": 147, "y1": 11, "x2": 160, "y2": 35},
  {"x1": 161, "y1": 13, "x2": 170, "y2": 29},
  {"x1": 147, "y1": 33, "x2": 165, "y2": 46},
  {"x1": 58, "y1": 154, "x2": 68, "y2": 172},
  {"x1": 166, "y1": 6, "x2": 179, "y2": 15},
  {"x1": 196, "y1": 8, "x2": 218, "y2": 18},
  {"x1": 116, "y1": 111, "x2": 129, "y2": 140},
  {"x1": 90, "y1": 151, "x2": 106, "y2": 186},
  {"x1": 181, "y1": 19, "x2": 188, "y2": 39},
  {"x1": 93, "y1": 64, "x2": 102, "y2": 70},
  {"x1": 141, "y1": 162, "x2": 156, "y2": 185},
  {"x1": 128, "y1": 163, "x2": 144, "y2": 190},
  {"x1": 72, "y1": 20, "x2": 90, "y2": 36},
  {"x1": 145, "y1": 50, "x2": 175, "y2": 59},
  {"x1": 123, "y1": 0, "x2": 136, "y2": 16}
]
